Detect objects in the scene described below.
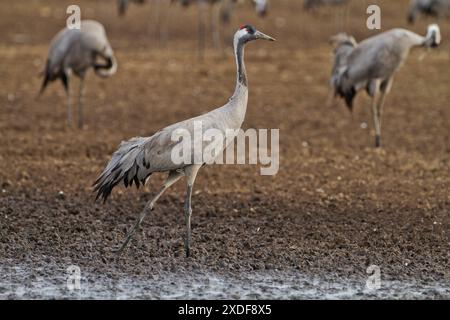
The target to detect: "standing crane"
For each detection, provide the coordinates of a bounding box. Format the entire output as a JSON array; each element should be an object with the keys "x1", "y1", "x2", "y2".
[
  {"x1": 93, "y1": 25, "x2": 275, "y2": 257},
  {"x1": 40, "y1": 20, "x2": 117, "y2": 129},
  {"x1": 330, "y1": 25, "x2": 441, "y2": 147},
  {"x1": 407, "y1": 0, "x2": 450, "y2": 23}
]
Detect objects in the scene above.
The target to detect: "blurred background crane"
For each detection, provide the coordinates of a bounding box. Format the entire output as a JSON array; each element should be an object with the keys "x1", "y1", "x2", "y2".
[
  {"x1": 40, "y1": 20, "x2": 117, "y2": 129},
  {"x1": 330, "y1": 24, "x2": 441, "y2": 147}
]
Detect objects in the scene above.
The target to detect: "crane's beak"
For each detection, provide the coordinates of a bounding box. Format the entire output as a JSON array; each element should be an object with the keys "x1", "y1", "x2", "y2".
[{"x1": 255, "y1": 30, "x2": 276, "y2": 41}]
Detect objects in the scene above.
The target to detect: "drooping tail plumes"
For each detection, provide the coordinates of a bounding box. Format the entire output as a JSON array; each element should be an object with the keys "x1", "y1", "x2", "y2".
[
  {"x1": 39, "y1": 60, "x2": 68, "y2": 95},
  {"x1": 39, "y1": 59, "x2": 56, "y2": 95},
  {"x1": 333, "y1": 67, "x2": 357, "y2": 111},
  {"x1": 93, "y1": 137, "x2": 151, "y2": 202},
  {"x1": 337, "y1": 80, "x2": 356, "y2": 111},
  {"x1": 39, "y1": 62, "x2": 51, "y2": 95},
  {"x1": 330, "y1": 33, "x2": 357, "y2": 111}
]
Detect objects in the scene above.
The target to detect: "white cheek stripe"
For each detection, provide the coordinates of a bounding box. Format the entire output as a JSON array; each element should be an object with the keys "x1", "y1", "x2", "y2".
[{"x1": 234, "y1": 29, "x2": 248, "y2": 49}]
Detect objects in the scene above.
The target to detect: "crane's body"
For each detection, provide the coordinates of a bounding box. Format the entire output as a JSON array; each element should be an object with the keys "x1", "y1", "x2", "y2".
[
  {"x1": 41, "y1": 20, "x2": 117, "y2": 128},
  {"x1": 94, "y1": 25, "x2": 275, "y2": 257},
  {"x1": 331, "y1": 25, "x2": 441, "y2": 147}
]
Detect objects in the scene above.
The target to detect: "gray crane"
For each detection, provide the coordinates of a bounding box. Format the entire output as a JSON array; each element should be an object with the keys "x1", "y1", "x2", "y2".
[
  {"x1": 93, "y1": 25, "x2": 275, "y2": 257},
  {"x1": 330, "y1": 25, "x2": 441, "y2": 147},
  {"x1": 40, "y1": 20, "x2": 117, "y2": 129},
  {"x1": 407, "y1": 0, "x2": 450, "y2": 23}
]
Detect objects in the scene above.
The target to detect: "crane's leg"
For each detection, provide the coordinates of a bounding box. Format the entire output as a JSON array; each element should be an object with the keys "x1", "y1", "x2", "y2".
[
  {"x1": 77, "y1": 76, "x2": 86, "y2": 129},
  {"x1": 114, "y1": 170, "x2": 184, "y2": 254},
  {"x1": 61, "y1": 74, "x2": 72, "y2": 128},
  {"x1": 375, "y1": 78, "x2": 393, "y2": 146},
  {"x1": 183, "y1": 164, "x2": 202, "y2": 258},
  {"x1": 370, "y1": 80, "x2": 382, "y2": 147}
]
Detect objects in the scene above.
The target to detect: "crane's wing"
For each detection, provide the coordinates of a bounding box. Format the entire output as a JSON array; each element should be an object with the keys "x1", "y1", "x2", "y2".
[
  {"x1": 343, "y1": 30, "x2": 407, "y2": 90},
  {"x1": 93, "y1": 128, "x2": 183, "y2": 202},
  {"x1": 40, "y1": 28, "x2": 80, "y2": 93},
  {"x1": 93, "y1": 109, "x2": 228, "y2": 202}
]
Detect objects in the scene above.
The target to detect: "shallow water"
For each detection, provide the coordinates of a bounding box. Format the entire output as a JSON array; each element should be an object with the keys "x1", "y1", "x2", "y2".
[{"x1": 0, "y1": 264, "x2": 448, "y2": 299}]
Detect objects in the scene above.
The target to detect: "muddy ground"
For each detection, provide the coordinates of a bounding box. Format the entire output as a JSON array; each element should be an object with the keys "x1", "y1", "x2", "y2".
[{"x1": 0, "y1": 0, "x2": 449, "y2": 299}]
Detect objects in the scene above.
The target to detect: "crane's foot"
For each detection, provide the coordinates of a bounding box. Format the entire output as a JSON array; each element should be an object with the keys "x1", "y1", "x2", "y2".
[
  {"x1": 112, "y1": 233, "x2": 134, "y2": 255},
  {"x1": 112, "y1": 204, "x2": 156, "y2": 255}
]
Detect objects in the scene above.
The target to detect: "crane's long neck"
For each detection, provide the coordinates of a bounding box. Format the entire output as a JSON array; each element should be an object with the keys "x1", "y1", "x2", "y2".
[
  {"x1": 226, "y1": 36, "x2": 249, "y2": 127},
  {"x1": 235, "y1": 37, "x2": 247, "y2": 87}
]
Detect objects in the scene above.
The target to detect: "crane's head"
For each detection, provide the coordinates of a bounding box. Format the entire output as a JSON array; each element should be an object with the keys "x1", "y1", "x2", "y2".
[{"x1": 234, "y1": 24, "x2": 276, "y2": 45}]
